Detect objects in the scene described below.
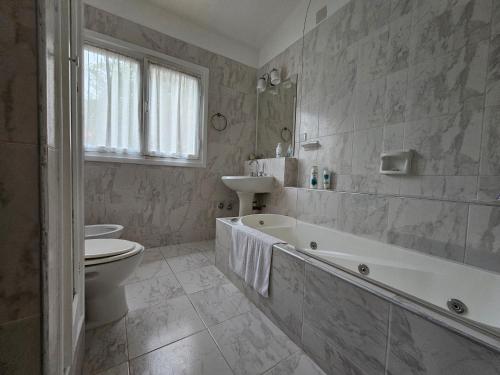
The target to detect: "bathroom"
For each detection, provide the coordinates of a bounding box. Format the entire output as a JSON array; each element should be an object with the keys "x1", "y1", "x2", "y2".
[{"x1": 2, "y1": 0, "x2": 500, "y2": 374}]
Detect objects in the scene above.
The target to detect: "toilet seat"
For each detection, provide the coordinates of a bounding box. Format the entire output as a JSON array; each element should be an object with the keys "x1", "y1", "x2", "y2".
[{"x1": 85, "y1": 239, "x2": 144, "y2": 266}]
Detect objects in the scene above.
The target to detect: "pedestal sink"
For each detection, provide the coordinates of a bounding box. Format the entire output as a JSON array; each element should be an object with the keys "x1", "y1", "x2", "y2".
[{"x1": 221, "y1": 176, "x2": 275, "y2": 216}]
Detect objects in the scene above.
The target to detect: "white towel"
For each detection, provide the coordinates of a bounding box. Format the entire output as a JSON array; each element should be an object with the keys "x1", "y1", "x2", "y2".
[{"x1": 229, "y1": 224, "x2": 284, "y2": 297}]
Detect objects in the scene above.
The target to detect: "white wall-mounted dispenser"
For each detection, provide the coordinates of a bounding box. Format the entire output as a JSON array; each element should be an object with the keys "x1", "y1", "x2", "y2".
[{"x1": 380, "y1": 150, "x2": 414, "y2": 175}]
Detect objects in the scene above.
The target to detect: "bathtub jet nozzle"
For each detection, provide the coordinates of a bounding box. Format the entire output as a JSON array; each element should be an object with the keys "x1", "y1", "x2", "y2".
[
  {"x1": 358, "y1": 264, "x2": 370, "y2": 276},
  {"x1": 447, "y1": 299, "x2": 467, "y2": 315}
]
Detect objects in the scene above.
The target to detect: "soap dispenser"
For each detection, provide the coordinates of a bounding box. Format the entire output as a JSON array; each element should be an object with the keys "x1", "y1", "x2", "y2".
[
  {"x1": 310, "y1": 166, "x2": 318, "y2": 189},
  {"x1": 323, "y1": 168, "x2": 330, "y2": 190},
  {"x1": 276, "y1": 143, "x2": 283, "y2": 158}
]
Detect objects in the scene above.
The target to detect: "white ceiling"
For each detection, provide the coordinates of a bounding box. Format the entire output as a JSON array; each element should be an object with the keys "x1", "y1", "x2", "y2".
[{"x1": 147, "y1": 0, "x2": 302, "y2": 50}]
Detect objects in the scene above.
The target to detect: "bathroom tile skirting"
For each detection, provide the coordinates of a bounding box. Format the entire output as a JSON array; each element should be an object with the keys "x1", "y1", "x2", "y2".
[{"x1": 216, "y1": 218, "x2": 500, "y2": 375}]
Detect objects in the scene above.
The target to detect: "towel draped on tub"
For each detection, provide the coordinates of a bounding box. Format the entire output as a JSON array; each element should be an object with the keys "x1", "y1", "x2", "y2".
[{"x1": 229, "y1": 224, "x2": 284, "y2": 297}]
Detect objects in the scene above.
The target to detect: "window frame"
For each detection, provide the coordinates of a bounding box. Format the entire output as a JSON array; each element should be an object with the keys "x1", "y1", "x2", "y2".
[{"x1": 83, "y1": 30, "x2": 209, "y2": 168}]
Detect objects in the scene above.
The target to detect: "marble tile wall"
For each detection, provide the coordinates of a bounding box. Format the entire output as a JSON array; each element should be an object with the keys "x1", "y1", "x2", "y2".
[
  {"x1": 83, "y1": 5, "x2": 257, "y2": 248},
  {"x1": 0, "y1": 0, "x2": 42, "y2": 373},
  {"x1": 215, "y1": 218, "x2": 500, "y2": 375},
  {"x1": 259, "y1": 0, "x2": 500, "y2": 273}
]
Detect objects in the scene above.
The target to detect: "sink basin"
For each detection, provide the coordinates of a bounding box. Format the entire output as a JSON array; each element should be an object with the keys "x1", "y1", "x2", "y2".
[
  {"x1": 222, "y1": 176, "x2": 275, "y2": 216},
  {"x1": 221, "y1": 176, "x2": 274, "y2": 193}
]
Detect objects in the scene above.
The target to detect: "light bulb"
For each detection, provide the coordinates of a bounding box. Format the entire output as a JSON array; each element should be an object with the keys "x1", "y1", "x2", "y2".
[
  {"x1": 270, "y1": 69, "x2": 280, "y2": 86},
  {"x1": 257, "y1": 77, "x2": 267, "y2": 92}
]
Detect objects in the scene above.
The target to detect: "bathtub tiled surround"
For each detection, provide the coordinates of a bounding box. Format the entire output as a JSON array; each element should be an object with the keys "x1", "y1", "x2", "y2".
[
  {"x1": 215, "y1": 218, "x2": 500, "y2": 375},
  {"x1": 83, "y1": 5, "x2": 257, "y2": 248},
  {"x1": 257, "y1": 0, "x2": 500, "y2": 274},
  {"x1": 83, "y1": 240, "x2": 324, "y2": 375}
]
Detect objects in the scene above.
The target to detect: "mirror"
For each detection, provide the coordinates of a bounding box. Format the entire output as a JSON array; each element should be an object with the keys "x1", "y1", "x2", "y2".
[{"x1": 256, "y1": 75, "x2": 297, "y2": 158}]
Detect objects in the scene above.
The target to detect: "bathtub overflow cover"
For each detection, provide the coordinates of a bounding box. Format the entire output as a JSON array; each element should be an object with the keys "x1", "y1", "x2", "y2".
[
  {"x1": 259, "y1": 220, "x2": 265, "y2": 225},
  {"x1": 358, "y1": 264, "x2": 370, "y2": 275},
  {"x1": 310, "y1": 241, "x2": 318, "y2": 250},
  {"x1": 447, "y1": 299, "x2": 467, "y2": 315}
]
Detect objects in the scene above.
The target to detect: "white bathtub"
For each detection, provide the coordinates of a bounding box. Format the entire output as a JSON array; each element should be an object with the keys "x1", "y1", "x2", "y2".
[{"x1": 239, "y1": 214, "x2": 500, "y2": 333}]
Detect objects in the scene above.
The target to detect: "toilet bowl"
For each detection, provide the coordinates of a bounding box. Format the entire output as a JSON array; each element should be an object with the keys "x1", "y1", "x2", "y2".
[
  {"x1": 85, "y1": 239, "x2": 144, "y2": 329},
  {"x1": 85, "y1": 224, "x2": 124, "y2": 239}
]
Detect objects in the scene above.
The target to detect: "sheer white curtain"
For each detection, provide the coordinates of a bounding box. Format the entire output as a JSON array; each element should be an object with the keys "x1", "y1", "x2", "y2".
[
  {"x1": 147, "y1": 63, "x2": 201, "y2": 159},
  {"x1": 83, "y1": 45, "x2": 141, "y2": 154}
]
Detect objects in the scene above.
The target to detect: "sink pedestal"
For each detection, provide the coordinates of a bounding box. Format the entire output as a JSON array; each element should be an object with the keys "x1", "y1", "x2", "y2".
[{"x1": 237, "y1": 192, "x2": 255, "y2": 216}]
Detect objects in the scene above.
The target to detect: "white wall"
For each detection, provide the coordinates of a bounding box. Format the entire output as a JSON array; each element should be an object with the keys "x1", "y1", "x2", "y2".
[
  {"x1": 258, "y1": 0, "x2": 349, "y2": 67},
  {"x1": 84, "y1": 0, "x2": 259, "y2": 67},
  {"x1": 83, "y1": 0, "x2": 352, "y2": 69}
]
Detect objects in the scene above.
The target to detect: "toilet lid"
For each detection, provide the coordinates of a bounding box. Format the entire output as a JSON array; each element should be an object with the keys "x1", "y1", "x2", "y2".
[{"x1": 85, "y1": 239, "x2": 136, "y2": 259}]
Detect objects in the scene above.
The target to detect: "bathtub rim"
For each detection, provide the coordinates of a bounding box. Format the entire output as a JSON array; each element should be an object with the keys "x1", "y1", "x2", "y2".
[{"x1": 217, "y1": 217, "x2": 500, "y2": 351}]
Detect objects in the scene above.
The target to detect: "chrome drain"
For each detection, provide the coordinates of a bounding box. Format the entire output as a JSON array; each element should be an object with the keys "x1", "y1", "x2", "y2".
[
  {"x1": 447, "y1": 299, "x2": 467, "y2": 315},
  {"x1": 310, "y1": 241, "x2": 318, "y2": 250},
  {"x1": 358, "y1": 264, "x2": 370, "y2": 275},
  {"x1": 259, "y1": 220, "x2": 265, "y2": 225}
]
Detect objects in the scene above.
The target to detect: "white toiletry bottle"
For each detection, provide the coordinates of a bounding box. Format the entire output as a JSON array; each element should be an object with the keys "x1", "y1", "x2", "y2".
[
  {"x1": 286, "y1": 144, "x2": 293, "y2": 157},
  {"x1": 323, "y1": 168, "x2": 330, "y2": 190},
  {"x1": 310, "y1": 166, "x2": 318, "y2": 189},
  {"x1": 276, "y1": 143, "x2": 283, "y2": 158}
]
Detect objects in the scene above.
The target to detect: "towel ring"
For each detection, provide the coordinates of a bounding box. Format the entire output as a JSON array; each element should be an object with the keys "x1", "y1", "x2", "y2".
[
  {"x1": 281, "y1": 127, "x2": 292, "y2": 142},
  {"x1": 211, "y1": 112, "x2": 228, "y2": 132}
]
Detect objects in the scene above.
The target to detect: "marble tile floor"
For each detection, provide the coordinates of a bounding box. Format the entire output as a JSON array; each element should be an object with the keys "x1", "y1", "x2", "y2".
[{"x1": 84, "y1": 240, "x2": 325, "y2": 375}]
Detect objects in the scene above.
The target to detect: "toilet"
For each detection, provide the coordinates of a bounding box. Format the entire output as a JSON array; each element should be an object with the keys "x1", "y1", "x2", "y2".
[{"x1": 85, "y1": 238, "x2": 144, "y2": 329}]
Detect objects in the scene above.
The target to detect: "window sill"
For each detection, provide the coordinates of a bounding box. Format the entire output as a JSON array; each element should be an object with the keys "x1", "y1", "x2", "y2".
[{"x1": 85, "y1": 152, "x2": 206, "y2": 168}]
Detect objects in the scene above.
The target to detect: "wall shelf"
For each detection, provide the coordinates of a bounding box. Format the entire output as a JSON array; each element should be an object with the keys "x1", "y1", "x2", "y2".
[{"x1": 301, "y1": 141, "x2": 320, "y2": 151}]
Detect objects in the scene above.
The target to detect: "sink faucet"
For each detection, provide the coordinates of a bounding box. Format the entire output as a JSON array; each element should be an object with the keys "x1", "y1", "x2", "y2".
[
  {"x1": 258, "y1": 162, "x2": 266, "y2": 176},
  {"x1": 248, "y1": 159, "x2": 259, "y2": 177}
]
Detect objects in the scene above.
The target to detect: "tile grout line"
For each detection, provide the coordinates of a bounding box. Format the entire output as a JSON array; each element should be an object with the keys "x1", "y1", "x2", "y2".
[
  {"x1": 276, "y1": 185, "x2": 500, "y2": 207},
  {"x1": 383, "y1": 304, "x2": 393, "y2": 375},
  {"x1": 123, "y1": 311, "x2": 131, "y2": 371},
  {"x1": 204, "y1": 312, "x2": 237, "y2": 375},
  {"x1": 126, "y1": 327, "x2": 208, "y2": 363},
  {"x1": 462, "y1": 203, "x2": 471, "y2": 264},
  {"x1": 300, "y1": 262, "x2": 307, "y2": 352},
  {"x1": 476, "y1": 17, "x2": 492, "y2": 203},
  {"x1": 125, "y1": 243, "x2": 215, "y2": 365}
]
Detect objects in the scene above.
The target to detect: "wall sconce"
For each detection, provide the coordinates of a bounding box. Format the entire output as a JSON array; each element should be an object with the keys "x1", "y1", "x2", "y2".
[{"x1": 257, "y1": 68, "x2": 281, "y2": 93}]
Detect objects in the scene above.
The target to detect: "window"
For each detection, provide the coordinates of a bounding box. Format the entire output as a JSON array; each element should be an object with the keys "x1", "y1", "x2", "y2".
[
  {"x1": 83, "y1": 32, "x2": 208, "y2": 167},
  {"x1": 83, "y1": 45, "x2": 141, "y2": 154},
  {"x1": 146, "y1": 62, "x2": 201, "y2": 159}
]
